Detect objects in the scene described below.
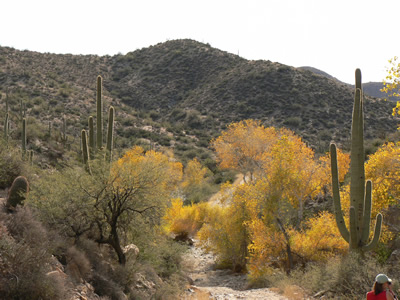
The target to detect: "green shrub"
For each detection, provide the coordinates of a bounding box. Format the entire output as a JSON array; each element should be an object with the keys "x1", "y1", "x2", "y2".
[
  {"x1": 0, "y1": 141, "x2": 25, "y2": 189},
  {"x1": 0, "y1": 207, "x2": 68, "y2": 299}
]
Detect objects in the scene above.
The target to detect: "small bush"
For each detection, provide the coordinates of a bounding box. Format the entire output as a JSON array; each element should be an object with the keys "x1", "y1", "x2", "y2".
[
  {"x1": 267, "y1": 253, "x2": 399, "y2": 299},
  {"x1": 0, "y1": 207, "x2": 68, "y2": 299},
  {"x1": 0, "y1": 142, "x2": 25, "y2": 189}
]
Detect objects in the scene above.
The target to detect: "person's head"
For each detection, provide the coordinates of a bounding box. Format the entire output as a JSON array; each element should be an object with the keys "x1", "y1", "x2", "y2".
[{"x1": 373, "y1": 274, "x2": 392, "y2": 295}]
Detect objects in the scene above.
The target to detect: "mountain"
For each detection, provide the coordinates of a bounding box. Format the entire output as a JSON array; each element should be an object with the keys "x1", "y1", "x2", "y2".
[
  {"x1": 300, "y1": 66, "x2": 397, "y2": 100},
  {"x1": 0, "y1": 39, "x2": 398, "y2": 165},
  {"x1": 298, "y1": 66, "x2": 342, "y2": 83}
]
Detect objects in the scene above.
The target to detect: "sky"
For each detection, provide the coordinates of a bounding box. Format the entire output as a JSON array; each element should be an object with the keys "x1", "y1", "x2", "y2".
[{"x1": 1, "y1": 0, "x2": 398, "y2": 84}]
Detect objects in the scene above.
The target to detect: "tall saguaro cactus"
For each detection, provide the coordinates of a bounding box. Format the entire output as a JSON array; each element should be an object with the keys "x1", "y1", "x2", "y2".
[
  {"x1": 22, "y1": 118, "x2": 27, "y2": 158},
  {"x1": 81, "y1": 129, "x2": 91, "y2": 175},
  {"x1": 96, "y1": 75, "x2": 103, "y2": 150},
  {"x1": 4, "y1": 112, "x2": 9, "y2": 143},
  {"x1": 330, "y1": 69, "x2": 382, "y2": 252},
  {"x1": 106, "y1": 106, "x2": 115, "y2": 162}
]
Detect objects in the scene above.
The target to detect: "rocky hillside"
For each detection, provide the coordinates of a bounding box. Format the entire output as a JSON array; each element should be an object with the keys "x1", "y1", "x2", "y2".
[
  {"x1": 300, "y1": 66, "x2": 397, "y2": 100},
  {"x1": 0, "y1": 39, "x2": 397, "y2": 163}
]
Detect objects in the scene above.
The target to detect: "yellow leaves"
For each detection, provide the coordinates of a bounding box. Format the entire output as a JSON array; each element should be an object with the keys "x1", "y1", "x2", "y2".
[
  {"x1": 365, "y1": 142, "x2": 400, "y2": 216},
  {"x1": 381, "y1": 56, "x2": 400, "y2": 118},
  {"x1": 163, "y1": 198, "x2": 209, "y2": 236},
  {"x1": 290, "y1": 212, "x2": 348, "y2": 262},
  {"x1": 112, "y1": 146, "x2": 182, "y2": 188},
  {"x1": 181, "y1": 158, "x2": 208, "y2": 188},
  {"x1": 211, "y1": 119, "x2": 278, "y2": 180}
]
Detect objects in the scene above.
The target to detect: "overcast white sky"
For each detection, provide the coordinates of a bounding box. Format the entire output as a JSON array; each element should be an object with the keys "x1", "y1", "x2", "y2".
[{"x1": 1, "y1": 0, "x2": 398, "y2": 84}]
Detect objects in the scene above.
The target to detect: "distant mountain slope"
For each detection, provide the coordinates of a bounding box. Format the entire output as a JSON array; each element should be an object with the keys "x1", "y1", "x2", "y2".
[
  {"x1": 0, "y1": 39, "x2": 397, "y2": 161},
  {"x1": 299, "y1": 66, "x2": 397, "y2": 101},
  {"x1": 106, "y1": 40, "x2": 397, "y2": 150},
  {"x1": 298, "y1": 66, "x2": 342, "y2": 83}
]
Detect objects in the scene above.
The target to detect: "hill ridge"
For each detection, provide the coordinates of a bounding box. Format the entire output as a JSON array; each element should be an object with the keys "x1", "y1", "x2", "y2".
[{"x1": 0, "y1": 39, "x2": 397, "y2": 164}]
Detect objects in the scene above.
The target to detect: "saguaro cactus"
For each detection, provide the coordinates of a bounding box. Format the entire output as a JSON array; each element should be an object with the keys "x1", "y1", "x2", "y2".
[
  {"x1": 88, "y1": 116, "x2": 95, "y2": 159},
  {"x1": 61, "y1": 115, "x2": 67, "y2": 143},
  {"x1": 106, "y1": 106, "x2": 115, "y2": 162},
  {"x1": 330, "y1": 69, "x2": 382, "y2": 252},
  {"x1": 22, "y1": 118, "x2": 27, "y2": 158},
  {"x1": 4, "y1": 112, "x2": 9, "y2": 142},
  {"x1": 81, "y1": 129, "x2": 91, "y2": 174},
  {"x1": 96, "y1": 75, "x2": 103, "y2": 150}
]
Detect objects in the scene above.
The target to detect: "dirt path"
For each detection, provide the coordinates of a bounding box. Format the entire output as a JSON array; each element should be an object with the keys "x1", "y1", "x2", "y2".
[{"x1": 181, "y1": 241, "x2": 288, "y2": 300}]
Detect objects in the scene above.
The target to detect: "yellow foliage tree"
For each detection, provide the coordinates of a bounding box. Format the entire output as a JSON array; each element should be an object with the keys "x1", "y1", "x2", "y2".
[
  {"x1": 290, "y1": 211, "x2": 348, "y2": 262},
  {"x1": 261, "y1": 128, "x2": 332, "y2": 222},
  {"x1": 365, "y1": 142, "x2": 400, "y2": 213},
  {"x1": 213, "y1": 122, "x2": 350, "y2": 223},
  {"x1": 381, "y1": 56, "x2": 400, "y2": 116},
  {"x1": 163, "y1": 198, "x2": 209, "y2": 238},
  {"x1": 211, "y1": 119, "x2": 278, "y2": 182},
  {"x1": 181, "y1": 158, "x2": 208, "y2": 188},
  {"x1": 203, "y1": 121, "x2": 352, "y2": 274}
]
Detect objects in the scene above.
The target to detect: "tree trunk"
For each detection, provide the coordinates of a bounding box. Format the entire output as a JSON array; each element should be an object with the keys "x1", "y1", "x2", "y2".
[
  {"x1": 276, "y1": 217, "x2": 293, "y2": 274},
  {"x1": 110, "y1": 226, "x2": 126, "y2": 265}
]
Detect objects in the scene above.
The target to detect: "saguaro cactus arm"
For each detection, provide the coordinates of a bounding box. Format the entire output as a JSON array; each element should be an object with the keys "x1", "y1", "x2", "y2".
[
  {"x1": 361, "y1": 180, "x2": 372, "y2": 244},
  {"x1": 362, "y1": 213, "x2": 383, "y2": 251},
  {"x1": 96, "y1": 75, "x2": 103, "y2": 150},
  {"x1": 330, "y1": 143, "x2": 350, "y2": 243},
  {"x1": 88, "y1": 116, "x2": 95, "y2": 159},
  {"x1": 81, "y1": 129, "x2": 91, "y2": 175}
]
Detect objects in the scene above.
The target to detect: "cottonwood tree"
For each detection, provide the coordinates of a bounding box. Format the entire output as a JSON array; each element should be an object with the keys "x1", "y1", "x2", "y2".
[
  {"x1": 204, "y1": 120, "x2": 351, "y2": 273},
  {"x1": 381, "y1": 56, "x2": 400, "y2": 116},
  {"x1": 211, "y1": 119, "x2": 278, "y2": 182}
]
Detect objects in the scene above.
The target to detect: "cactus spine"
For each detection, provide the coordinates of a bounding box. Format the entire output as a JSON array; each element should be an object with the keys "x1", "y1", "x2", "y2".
[
  {"x1": 81, "y1": 129, "x2": 91, "y2": 174},
  {"x1": 106, "y1": 106, "x2": 115, "y2": 162},
  {"x1": 96, "y1": 76, "x2": 103, "y2": 151},
  {"x1": 330, "y1": 69, "x2": 382, "y2": 252},
  {"x1": 6, "y1": 176, "x2": 29, "y2": 208}
]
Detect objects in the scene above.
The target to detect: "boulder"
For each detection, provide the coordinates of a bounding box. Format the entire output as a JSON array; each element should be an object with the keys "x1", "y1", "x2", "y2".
[{"x1": 123, "y1": 243, "x2": 139, "y2": 262}]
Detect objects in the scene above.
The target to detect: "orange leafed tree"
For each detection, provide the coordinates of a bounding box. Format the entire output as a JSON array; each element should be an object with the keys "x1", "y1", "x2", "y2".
[
  {"x1": 364, "y1": 142, "x2": 400, "y2": 214},
  {"x1": 203, "y1": 120, "x2": 352, "y2": 274},
  {"x1": 181, "y1": 158, "x2": 208, "y2": 188},
  {"x1": 381, "y1": 56, "x2": 400, "y2": 116},
  {"x1": 211, "y1": 119, "x2": 278, "y2": 182}
]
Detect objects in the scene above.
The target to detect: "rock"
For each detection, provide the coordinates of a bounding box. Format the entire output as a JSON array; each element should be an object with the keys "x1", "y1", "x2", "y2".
[
  {"x1": 388, "y1": 249, "x2": 400, "y2": 265},
  {"x1": 129, "y1": 272, "x2": 163, "y2": 299},
  {"x1": 123, "y1": 243, "x2": 139, "y2": 262},
  {"x1": 46, "y1": 269, "x2": 67, "y2": 280},
  {"x1": 71, "y1": 282, "x2": 100, "y2": 300}
]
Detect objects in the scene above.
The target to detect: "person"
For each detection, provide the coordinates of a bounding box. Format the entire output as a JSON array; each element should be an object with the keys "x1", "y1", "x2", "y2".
[{"x1": 367, "y1": 274, "x2": 397, "y2": 300}]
